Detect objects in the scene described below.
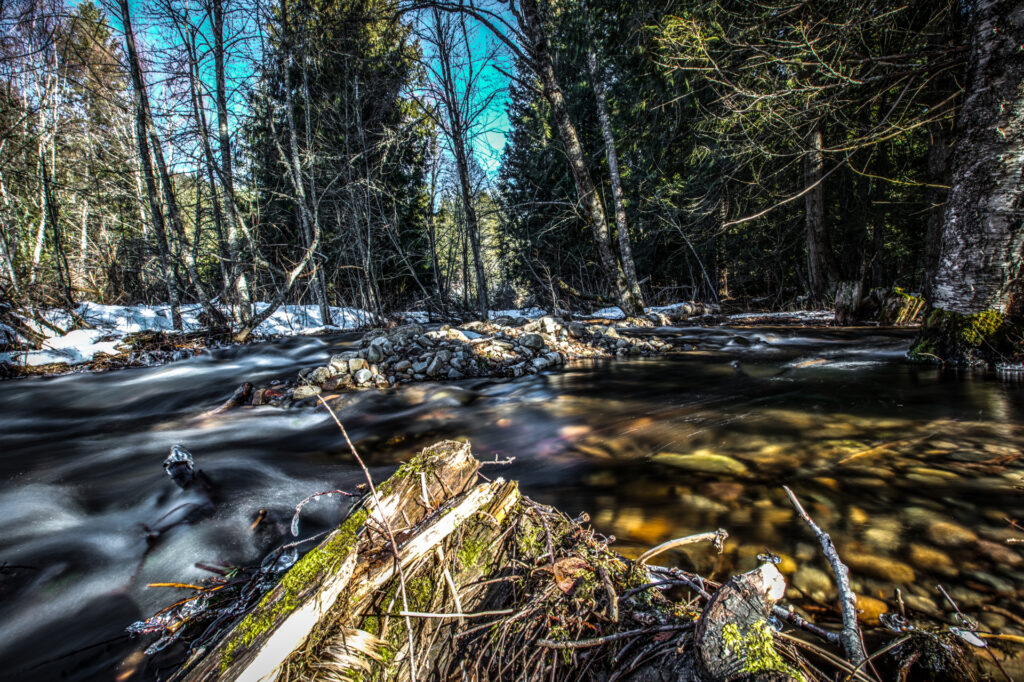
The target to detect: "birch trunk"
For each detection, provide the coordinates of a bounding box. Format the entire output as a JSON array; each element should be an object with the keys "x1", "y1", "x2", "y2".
[
  {"x1": 211, "y1": 0, "x2": 252, "y2": 324},
  {"x1": 518, "y1": 0, "x2": 638, "y2": 316},
  {"x1": 118, "y1": 0, "x2": 182, "y2": 330},
  {"x1": 928, "y1": 0, "x2": 1024, "y2": 317},
  {"x1": 582, "y1": 0, "x2": 644, "y2": 313}
]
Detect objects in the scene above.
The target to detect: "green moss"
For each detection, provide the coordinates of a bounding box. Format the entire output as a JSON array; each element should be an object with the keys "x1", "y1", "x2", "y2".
[
  {"x1": 407, "y1": 575, "x2": 435, "y2": 610},
  {"x1": 456, "y1": 536, "x2": 489, "y2": 577},
  {"x1": 911, "y1": 307, "x2": 1022, "y2": 365},
  {"x1": 924, "y1": 308, "x2": 1004, "y2": 347},
  {"x1": 376, "y1": 444, "x2": 450, "y2": 498},
  {"x1": 722, "y1": 620, "x2": 803, "y2": 681},
  {"x1": 219, "y1": 507, "x2": 368, "y2": 671}
]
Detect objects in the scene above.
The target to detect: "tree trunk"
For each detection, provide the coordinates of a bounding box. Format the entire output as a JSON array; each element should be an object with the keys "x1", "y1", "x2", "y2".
[
  {"x1": 582, "y1": 0, "x2": 644, "y2": 313},
  {"x1": 804, "y1": 123, "x2": 837, "y2": 302},
  {"x1": 918, "y1": 0, "x2": 1024, "y2": 364},
  {"x1": 929, "y1": 0, "x2": 1024, "y2": 316},
  {"x1": 119, "y1": 0, "x2": 182, "y2": 330},
  {"x1": 518, "y1": 0, "x2": 638, "y2": 316},
  {"x1": 211, "y1": 0, "x2": 252, "y2": 325}
]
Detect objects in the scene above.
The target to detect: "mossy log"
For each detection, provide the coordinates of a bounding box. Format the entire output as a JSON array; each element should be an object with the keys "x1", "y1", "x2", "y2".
[{"x1": 170, "y1": 441, "x2": 803, "y2": 682}]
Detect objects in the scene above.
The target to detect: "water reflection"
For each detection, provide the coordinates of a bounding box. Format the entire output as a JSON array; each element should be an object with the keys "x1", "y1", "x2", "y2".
[{"x1": 0, "y1": 326, "x2": 1022, "y2": 679}]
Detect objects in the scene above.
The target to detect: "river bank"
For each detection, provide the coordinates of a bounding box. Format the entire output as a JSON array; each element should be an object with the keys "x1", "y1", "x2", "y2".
[{"x1": 1, "y1": 324, "x2": 1021, "y2": 680}]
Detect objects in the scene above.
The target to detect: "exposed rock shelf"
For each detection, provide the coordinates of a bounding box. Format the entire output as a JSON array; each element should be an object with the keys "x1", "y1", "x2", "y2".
[{"x1": 254, "y1": 315, "x2": 682, "y2": 406}]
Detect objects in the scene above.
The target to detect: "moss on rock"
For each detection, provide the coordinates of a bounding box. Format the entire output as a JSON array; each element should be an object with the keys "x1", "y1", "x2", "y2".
[{"x1": 912, "y1": 307, "x2": 1021, "y2": 366}]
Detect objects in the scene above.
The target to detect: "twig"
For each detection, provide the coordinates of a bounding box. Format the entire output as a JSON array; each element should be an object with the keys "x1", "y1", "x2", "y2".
[
  {"x1": 636, "y1": 529, "x2": 728, "y2": 566},
  {"x1": 597, "y1": 566, "x2": 619, "y2": 623},
  {"x1": 317, "y1": 395, "x2": 419, "y2": 682},
  {"x1": 396, "y1": 609, "x2": 516, "y2": 618},
  {"x1": 772, "y1": 605, "x2": 842, "y2": 645},
  {"x1": 536, "y1": 624, "x2": 692, "y2": 649},
  {"x1": 784, "y1": 485, "x2": 866, "y2": 665}
]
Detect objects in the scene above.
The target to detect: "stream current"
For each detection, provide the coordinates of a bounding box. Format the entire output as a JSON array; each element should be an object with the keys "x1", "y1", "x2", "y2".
[{"x1": 1, "y1": 325, "x2": 1023, "y2": 679}]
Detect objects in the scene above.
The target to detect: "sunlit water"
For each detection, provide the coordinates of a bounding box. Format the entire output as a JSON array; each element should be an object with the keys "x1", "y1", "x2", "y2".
[{"x1": 1, "y1": 326, "x2": 1022, "y2": 679}]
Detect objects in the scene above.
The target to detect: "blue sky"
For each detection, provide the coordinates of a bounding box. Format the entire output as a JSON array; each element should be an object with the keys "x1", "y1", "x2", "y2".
[{"x1": 92, "y1": 0, "x2": 513, "y2": 178}]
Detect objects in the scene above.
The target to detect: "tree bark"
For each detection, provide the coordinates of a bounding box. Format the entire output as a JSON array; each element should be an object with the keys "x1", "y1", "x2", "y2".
[
  {"x1": 928, "y1": 0, "x2": 1024, "y2": 318},
  {"x1": 582, "y1": 0, "x2": 644, "y2": 312},
  {"x1": 518, "y1": 0, "x2": 639, "y2": 316},
  {"x1": 804, "y1": 123, "x2": 838, "y2": 301},
  {"x1": 118, "y1": 0, "x2": 182, "y2": 329},
  {"x1": 211, "y1": 0, "x2": 252, "y2": 325}
]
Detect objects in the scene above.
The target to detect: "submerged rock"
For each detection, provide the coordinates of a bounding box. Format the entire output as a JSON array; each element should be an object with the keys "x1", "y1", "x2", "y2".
[{"x1": 652, "y1": 452, "x2": 749, "y2": 476}]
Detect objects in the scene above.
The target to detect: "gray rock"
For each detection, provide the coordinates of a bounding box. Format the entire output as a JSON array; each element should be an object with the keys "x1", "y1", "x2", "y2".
[
  {"x1": 532, "y1": 356, "x2": 550, "y2": 370},
  {"x1": 546, "y1": 351, "x2": 563, "y2": 365},
  {"x1": 412, "y1": 359, "x2": 429, "y2": 374},
  {"x1": 329, "y1": 353, "x2": 354, "y2": 373},
  {"x1": 447, "y1": 368, "x2": 465, "y2": 379},
  {"x1": 413, "y1": 373, "x2": 426, "y2": 381},
  {"x1": 435, "y1": 349, "x2": 452, "y2": 363},
  {"x1": 541, "y1": 316, "x2": 560, "y2": 334},
  {"x1": 348, "y1": 357, "x2": 369, "y2": 374},
  {"x1": 604, "y1": 325, "x2": 620, "y2": 339},
  {"x1": 567, "y1": 322, "x2": 588, "y2": 338},
  {"x1": 365, "y1": 344, "x2": 384, "y2": 363},
  {"x1": 309, "y1": 366, "x2": 333, "y2": 384},
  {"x1": 354, "y1": 368, "x2": 373, "y2": 385},
  {"x1": 393, "y1": 359, "x2": 412, "y2": 372},
  {"x1": 520, "y1": 333, "x2": 544, "y2": 350},
  {"x1": 292, "y1": 385, "x2": 322, "y2": 400},
  {"x1": 426, "y1": 355, "x2": 446, "y2": 376}
]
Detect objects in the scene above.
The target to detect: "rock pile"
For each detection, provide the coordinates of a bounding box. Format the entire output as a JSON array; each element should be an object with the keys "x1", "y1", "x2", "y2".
[{"x1": 256, "y1": 315, "x2": 681, "y2": 405}]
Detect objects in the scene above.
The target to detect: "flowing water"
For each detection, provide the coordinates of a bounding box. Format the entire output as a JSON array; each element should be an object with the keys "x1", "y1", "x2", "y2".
[{"x1": 1, "y1": 326, "x2": 1023, "y2": 679}]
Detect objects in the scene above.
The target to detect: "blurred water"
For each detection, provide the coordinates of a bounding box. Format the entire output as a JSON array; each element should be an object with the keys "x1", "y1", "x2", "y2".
[{"x1": 1, "y1": 325, "x2": 1022, "y2": 679}]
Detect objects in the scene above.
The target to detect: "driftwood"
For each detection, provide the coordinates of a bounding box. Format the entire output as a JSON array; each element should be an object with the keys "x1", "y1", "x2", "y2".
[{"x1": 158, "y1": 441, "x2": 877, "y2": 682}]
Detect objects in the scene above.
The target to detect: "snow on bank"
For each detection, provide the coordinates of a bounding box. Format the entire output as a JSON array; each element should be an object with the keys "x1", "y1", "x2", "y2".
[{"x1": 1, "y1": 302, "x2": 378, "y2": 368}]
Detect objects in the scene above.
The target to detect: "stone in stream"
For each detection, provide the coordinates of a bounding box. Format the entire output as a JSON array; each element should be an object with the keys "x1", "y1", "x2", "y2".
[
  {"x1": 925, "y1": 519, "x2": 978, "y2": 547},
  {"x1": 520, "y1": 333, "x2": 544, "y2": 350},
  {"x1": 842, "y1": 549, "x2": 915, "y2": 583},
  {"x1": 353, "y1": 368, "x2": 373, "y2": 385},
  {"x1": 348, "y1": 357, "x2": 369, "y2": 374},
  {"x1": 292, "y1": 385, "x2": 322, "y2": 400},
  {"x1": 426, "y1": 355, "x2": 447, "y2": 376},
  {"x1": 652, "y1": 451, "x2": 749, "y2": 476},
  {"x1": 365, "y1": 344, "x2": 385, "y2": 363},
  {"x1": 308, "y1": 366, "x2": 333, "y2": 385},
  {"x1": 329, "y1": 353, "x2": 353, "y2": 373},
  {"x1": 393, "y1": 359, "x2": 412, "y2": 372},
  {"x1": 792, "y1": 565, "x2": 835, "y2": 601}
]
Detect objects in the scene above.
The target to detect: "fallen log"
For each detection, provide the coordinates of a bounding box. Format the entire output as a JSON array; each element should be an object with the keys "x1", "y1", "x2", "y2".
[{"x1": 153, "y1": 441, "x2": 812, "y2": 681}]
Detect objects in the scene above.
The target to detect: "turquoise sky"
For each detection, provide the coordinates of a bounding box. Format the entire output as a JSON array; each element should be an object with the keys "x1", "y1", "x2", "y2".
[{"x1": 92, "y1": 0, "x2": 512, "y2": 178}]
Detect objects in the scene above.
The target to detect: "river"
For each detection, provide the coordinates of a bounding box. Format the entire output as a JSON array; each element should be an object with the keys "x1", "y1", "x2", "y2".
[{"x1": 1, "y1": 325, "x2": 1022, "y2": 679}]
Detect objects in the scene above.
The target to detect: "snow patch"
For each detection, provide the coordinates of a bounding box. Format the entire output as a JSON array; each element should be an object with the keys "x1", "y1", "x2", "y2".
[
  {"x1": 489, "y1": 307, "x2": 545, "y2": 320},
  {"x1": 1, "y1": 301, "x2": 378, "y2": 369}
]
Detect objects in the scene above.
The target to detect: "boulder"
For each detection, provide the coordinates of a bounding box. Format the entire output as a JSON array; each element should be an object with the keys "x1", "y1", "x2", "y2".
[
  {"x1": 365, "y1": 344, "x2": 385, "y2": 363},
  {"x1": 520, "y1": 333, "x2": 544, "y2": 350},
  {"x1": 292, "y1": 385, "x2": 322, "y2": 400},
  {"x1": 329, "y1": 353, "x2": 354, "y2": 373},
  {"x1": 426, "y1": 355, "x2": 446, "y2": 376},
  {"x1": 309, "y1": 366, "x2": 333, "y2": 384}
]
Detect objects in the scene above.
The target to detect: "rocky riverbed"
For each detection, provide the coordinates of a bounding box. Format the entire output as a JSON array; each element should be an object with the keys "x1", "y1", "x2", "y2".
[{"x1": 251, "y1": 314, "x2": 683, "y2": 406}]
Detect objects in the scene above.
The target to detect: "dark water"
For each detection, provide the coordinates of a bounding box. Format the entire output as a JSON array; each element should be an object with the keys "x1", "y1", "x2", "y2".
[{"x1": 1, "y1": 326, "x2": 1023, "y2": 679}]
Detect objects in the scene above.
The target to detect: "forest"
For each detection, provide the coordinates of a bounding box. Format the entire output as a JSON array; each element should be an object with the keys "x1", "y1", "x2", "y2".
[
  {"x1": 1, "y1": 0, "x2": 1020, "y2": 360},
  {"x1": 1, "y1": 1, "x2": 1024, "y2": 680}
]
